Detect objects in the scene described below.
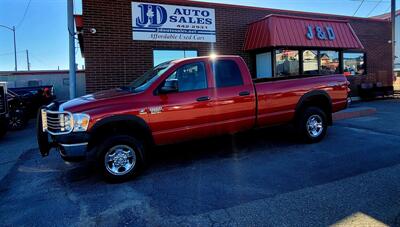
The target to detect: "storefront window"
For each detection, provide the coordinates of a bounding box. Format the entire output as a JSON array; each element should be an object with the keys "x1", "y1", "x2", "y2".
[
  {"x1": 256, "y1": 52, "x2": 272, "y2": 78},
  {"x1": 275, "y1": 50, "x2": 299, "y2": 77},
  {"x1": 303, "y1": 50, "x2": 318, "y2": 75},
  {"x1": 153, "y1": 50, "x2": 198, "y2": 67},
  {"x1": 343, "y1": 53, "x2": 365, "y2": 76},
  {"x1": 320, "y1": 51, "x2": 340, "y2": 75}
]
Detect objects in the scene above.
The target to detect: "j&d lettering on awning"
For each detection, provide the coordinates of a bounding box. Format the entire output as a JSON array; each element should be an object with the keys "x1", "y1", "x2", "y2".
[{"x1": 244, "y1": 14, "x2": 364, "y2": 51}]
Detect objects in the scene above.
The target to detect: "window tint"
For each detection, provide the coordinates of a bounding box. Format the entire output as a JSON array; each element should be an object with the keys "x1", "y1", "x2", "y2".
[
  {"x1": 166, "y1": 62, "x2": 207, "y2": 92},
  {"x1": 153, "y1": 50, "x2": 198, "y2": 67},
  {"x1": 343, "y1": 53, "x2": 365, "y2": 76},
  {"x1": 212, "y1": 60, "x2": 243, "y2": 88},
  {"x1": 320, "y1": 51, "x2": 340, "y2": 75},
  {"x1": 275, "y1": 50, "x2": 300, "y2": 77}
]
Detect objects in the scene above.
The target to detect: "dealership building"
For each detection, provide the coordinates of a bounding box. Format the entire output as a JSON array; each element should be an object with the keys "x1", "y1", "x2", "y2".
[{"x1": 76, "y1": 0, "x2": 393, "y2": 96}]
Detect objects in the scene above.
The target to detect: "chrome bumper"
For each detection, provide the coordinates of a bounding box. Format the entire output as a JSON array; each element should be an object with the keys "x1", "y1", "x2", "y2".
[
  {"x1": 59, "y1": 142, "x2": 88, "y2": 158},
  {"x1": 347, "y1": 97, "x2": 352, "y2": 106}
]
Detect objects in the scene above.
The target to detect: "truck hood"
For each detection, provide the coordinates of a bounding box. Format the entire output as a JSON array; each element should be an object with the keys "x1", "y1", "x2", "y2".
[{"x1": 60, "y1": 88, "x2": 134, "y2": 113}]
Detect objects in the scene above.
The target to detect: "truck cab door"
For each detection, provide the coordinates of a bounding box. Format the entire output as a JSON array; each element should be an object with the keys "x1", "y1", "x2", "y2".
[
  {"x1": 148, "y1": 61, "x2": 216, "y2": 145},
  {"x1": 210, "y1": 58, "x2": 256, "y2": 135}
]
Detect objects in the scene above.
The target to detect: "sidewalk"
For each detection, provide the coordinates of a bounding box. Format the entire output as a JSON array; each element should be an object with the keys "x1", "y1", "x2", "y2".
[{"x1": 333, "y1": 105, "x2": 377, "y2": 121}]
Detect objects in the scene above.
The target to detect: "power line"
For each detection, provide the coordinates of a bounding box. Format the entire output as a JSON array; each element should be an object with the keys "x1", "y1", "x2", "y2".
[
  {"x1": 16, "y1": 0, "x2": 32, "y2": 28},
  {"x1": 366, "y1": 0, "x2": 384, "y2": 16},
  {"x1": 353, "y1": 0, "x2": 366, "y2": 16},
  {"x1": 29, "y1": 52, "x2": 49, "y2": 67},
  {"x1": 385, "y1": 4, "x2": 391, "y2": 12}
]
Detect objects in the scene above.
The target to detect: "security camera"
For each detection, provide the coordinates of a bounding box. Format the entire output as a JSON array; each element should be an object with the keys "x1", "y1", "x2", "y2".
[{"x1": 90, "y1": 28, "x2": 97, "y2": 34}]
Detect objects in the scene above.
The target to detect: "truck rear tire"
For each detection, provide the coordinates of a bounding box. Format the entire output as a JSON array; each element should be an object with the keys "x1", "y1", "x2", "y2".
[
  {"x1": 8, "y1": 109, "x2": 28, "y2": 130},
  {"x1": 0, "y1": 118, "x2": 7, "y2": 138},
  {"x1": 97, "y1": 135, "x2": 145, "y2": 182},
  {"x1": 296, "y1": 107, "x2": 328, "y2": 143}
]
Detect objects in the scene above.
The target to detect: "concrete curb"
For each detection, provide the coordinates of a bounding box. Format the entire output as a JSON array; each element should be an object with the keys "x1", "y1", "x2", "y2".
[{"x1": 333, "y1": 107, "x2": 377, "y2": 121}]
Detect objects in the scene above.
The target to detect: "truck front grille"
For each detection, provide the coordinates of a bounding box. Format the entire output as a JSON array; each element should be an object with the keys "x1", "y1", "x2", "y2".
[
  {"x1": 42, "y1": 110, "x2": 73, "y2": 135},
  {"x1": 0, "y1": 86, "x2": 6, "y2": 114}
]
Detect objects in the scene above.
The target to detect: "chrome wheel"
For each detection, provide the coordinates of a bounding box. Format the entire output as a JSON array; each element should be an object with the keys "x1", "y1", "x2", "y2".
[
  {"x1": 306, "y1": 115, "x2": 323, "y2": 138},
  {"x1": 104, "y1": 145, "x2": 136, "y2": 176},
  {"x1": 8, "y1": 113, "x2": 25, "y2": 130}
]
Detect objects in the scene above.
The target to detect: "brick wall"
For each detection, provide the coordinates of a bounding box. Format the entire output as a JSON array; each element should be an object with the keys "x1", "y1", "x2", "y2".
[{"x1": 82, "y1": 0, "x2": 392, "y2": 93}]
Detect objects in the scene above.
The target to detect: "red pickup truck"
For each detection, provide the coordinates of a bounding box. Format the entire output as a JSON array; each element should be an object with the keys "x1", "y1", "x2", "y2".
[{"x1": 37, "y1": 55, "x2": 349, "y2": 181}]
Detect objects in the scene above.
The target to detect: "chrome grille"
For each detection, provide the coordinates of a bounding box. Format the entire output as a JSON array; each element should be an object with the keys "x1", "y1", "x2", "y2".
[
  {"x1": 0, "y1": 86, "x2": 6, "y2": 114},
  {"x1": 42, "y1": 110, "x2": 73, "y2": 135}
]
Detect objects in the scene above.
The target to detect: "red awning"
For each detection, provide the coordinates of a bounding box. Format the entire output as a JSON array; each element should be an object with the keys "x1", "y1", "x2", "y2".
[{"x1": 244, "y1": 14, "x2": 364, "y2": 51}]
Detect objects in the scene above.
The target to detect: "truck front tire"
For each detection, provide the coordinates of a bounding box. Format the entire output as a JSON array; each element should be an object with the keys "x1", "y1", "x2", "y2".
[
  {"x1": 97, "y1": 135, "x2": 144, "y2": 182},
  {"x1": 297, "y1": 107, "x2": 328, "y2": 143}
]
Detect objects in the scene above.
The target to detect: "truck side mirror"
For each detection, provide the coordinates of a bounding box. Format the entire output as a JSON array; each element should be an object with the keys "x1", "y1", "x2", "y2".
[{"x1": 160, "y1": 79, "x2": 178, "y2": 94}]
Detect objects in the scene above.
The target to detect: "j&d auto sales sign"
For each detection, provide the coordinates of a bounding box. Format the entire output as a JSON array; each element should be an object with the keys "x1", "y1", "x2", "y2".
[{"x1": 132, "y1": 2, "x2": 216, "y2": 42}]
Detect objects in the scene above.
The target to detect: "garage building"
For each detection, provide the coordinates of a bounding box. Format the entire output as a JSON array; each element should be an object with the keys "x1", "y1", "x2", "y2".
[{"x1": 77, "y1": 0, "x2": 393, "y2": 96}]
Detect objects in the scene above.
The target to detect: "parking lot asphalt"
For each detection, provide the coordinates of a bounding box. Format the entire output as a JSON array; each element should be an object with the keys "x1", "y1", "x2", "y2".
[{"x1": 0, "y1": 99, "x2": 400, "y2": 226}]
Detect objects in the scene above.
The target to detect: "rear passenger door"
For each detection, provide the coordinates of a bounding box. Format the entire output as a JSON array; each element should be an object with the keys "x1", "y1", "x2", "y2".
[{"x1": 211, "y1": 59, "x2": 256, "y2": 134}]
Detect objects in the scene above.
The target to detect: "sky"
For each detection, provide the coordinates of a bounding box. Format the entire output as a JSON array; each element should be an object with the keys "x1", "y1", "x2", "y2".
[{"x1": 0, "y1": 0, "x2": 398, "y2": 71}]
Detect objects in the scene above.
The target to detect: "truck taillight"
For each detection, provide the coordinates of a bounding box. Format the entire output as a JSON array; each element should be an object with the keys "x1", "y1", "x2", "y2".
[{"x1": 345, "y1": 80, "x2": 351, "y2": 94}]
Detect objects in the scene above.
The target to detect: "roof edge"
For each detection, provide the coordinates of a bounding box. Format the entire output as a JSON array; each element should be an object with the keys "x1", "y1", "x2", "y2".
[
  {"x1": 248, "y1": 14, "x2": 351, "y2": 26},
  {"x1": 162, "y1": 0, "x2": 393, "y2": 23}
]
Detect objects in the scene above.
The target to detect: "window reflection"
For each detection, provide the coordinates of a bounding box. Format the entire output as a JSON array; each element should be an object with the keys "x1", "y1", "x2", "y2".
[
  {"x1": 343, "y1": 53, "x2": 365, "y2": 76},
  {"x1": 275, "y1": 50, "x2": 299, "y2": 77},
  {"x1": 320, "y1": 51, "x2": 340, "y2": 75},
  {"x1": 166, "y1": 62, "x2": 207, "y2": 92},
  {"x1": 303, "y1": 50, "x2": 318, "y2": 75}
]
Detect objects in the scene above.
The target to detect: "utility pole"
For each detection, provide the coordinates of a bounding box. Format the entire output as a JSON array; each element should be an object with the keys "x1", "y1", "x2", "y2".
[
  {"x1": 67, "y1": 0, "x2": 76, "y2": 99},
  {"x1": 13, "y1": 26, "x2": 17, "y2": 71},
  {"x1": 26, "y1": 49, "x2": 30, "y2": 71},
  {"x1": 0, "y1": 25, "x2": 17, "y2": 71},
  {"x1": 391, "y1": 0, "x2": 396, "y2": 74}
]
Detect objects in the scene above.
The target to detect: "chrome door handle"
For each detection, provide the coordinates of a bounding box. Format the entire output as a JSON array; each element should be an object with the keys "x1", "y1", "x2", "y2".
[
  {"x1": 196, "y1": 96, "x2": 210, "y2": 102},
  {"x1": 239, "y1": 91, "x2": 250, "y2": 96}
]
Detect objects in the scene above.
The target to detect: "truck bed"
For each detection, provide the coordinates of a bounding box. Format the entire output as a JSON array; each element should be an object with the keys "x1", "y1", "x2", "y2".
[{"x1": 254, "y1": 74, "x2": 348, "y2": 126}]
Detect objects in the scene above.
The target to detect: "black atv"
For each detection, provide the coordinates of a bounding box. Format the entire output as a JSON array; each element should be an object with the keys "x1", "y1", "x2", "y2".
[
  {"x1": 7, "y1": 90, "x2": 29, "y2": 131},
  {"x1": 0, "y1": 83, "x2": 8, "y2": 138}
]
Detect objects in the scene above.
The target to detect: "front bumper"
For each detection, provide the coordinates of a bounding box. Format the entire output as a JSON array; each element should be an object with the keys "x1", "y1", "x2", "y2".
[
  {"x1": 59, "y1": 142, "x2": 88, "y2": 161},
  {"x1": 37, "y1": 105, "x2": 90, "y2": 162}
]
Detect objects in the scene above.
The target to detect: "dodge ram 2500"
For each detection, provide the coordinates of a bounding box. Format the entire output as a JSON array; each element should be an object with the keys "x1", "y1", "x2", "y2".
[{"x1": 37, "y1": 55, "x2": 349, "y2": 182}]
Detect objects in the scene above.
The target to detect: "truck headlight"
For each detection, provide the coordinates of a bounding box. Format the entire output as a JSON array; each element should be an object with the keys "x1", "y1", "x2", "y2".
[
  {"x1": 72, "y1": 113, "x2": 90, "y2": 132},
  {"x1": 63, "y1": 114, "x2": 73, "y2": 132}
]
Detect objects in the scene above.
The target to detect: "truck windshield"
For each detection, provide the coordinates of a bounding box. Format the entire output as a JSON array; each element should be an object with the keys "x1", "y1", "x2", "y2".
[{"x1": 126, "y1": 61, "x2": 172, "y2": 93}]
